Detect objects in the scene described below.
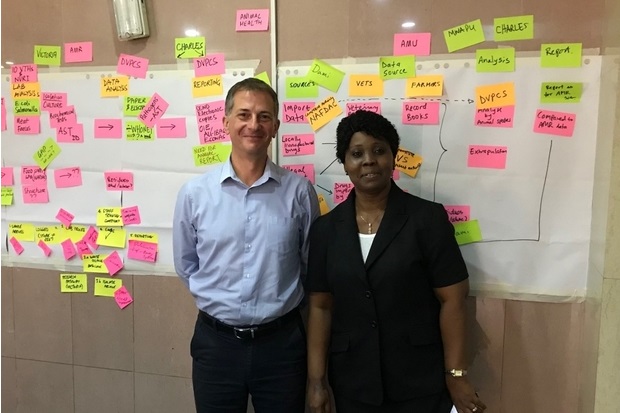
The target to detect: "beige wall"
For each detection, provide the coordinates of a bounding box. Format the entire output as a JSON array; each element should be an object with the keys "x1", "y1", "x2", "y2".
[{"x1": 2, "y1": 0, "x2": 619, "y2": 411}]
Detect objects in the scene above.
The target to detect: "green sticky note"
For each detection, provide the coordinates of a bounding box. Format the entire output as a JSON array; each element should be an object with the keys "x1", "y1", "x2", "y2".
[
  {"x1": 476, "y1": 48, "x2": 515, "y2": 72},
  {"x1": 174, "y1": 36, "x2": 206, "y2": 59},
  {"x1": 125, "y1": 121, "x2": 154, "y2": 141},
  {"x1": 193, "y1": 143, "x2": 232, "y2": 166},
  {"x1": 34, "y1": 45, "x2": 61, "y2": 66},
  {"x1": 443, "y1": 19, "x2": 486, "y2": 52},
  {"x1": 60, "y1": 273, "x2": 88, "y2": 293},
  {"x1": 306, "y1": 59, "x2": 345, "y2": 93},
  {"x1": 285, "y1": 76, "x2": 318, "y2": 98},
  {"x1": 494, "y1": 15, "x2": 534, "y2": 41},
  {"x1": 540, "y1": 82, "x2": 582, "y2": 103},
  {"x1": 123, "y1": 96, "x2": 149, "y2": 116},
  {"x1": 254, "y1": 71, "x2": 271, "y2": 86},
  {"x1": 541, "y1": 43, "x2": 582, "y2": 67},
  {"x1": 379, "y1": 56, "x2": 415, "y2": 80},
  {"x1": 1, "y1": 187, "x2": 14, "y2": 206},
  {"x1": 34, "y1": 138, "x2": 62, "y2": 170},
  {"x1": 14, "y1": 99, "x2": 40, "y2": 116},
  {"x1": 454, "y1": 220, "x2": 482, "y2": 245},
  {"x1": 94, "y1": 277, "x2": 122, "y2": 297}
]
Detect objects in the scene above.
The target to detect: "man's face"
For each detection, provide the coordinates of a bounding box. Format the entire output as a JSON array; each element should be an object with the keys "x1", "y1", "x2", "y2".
[{"x1": 223, "y1": 90, "x2": 280, "y2": 158}]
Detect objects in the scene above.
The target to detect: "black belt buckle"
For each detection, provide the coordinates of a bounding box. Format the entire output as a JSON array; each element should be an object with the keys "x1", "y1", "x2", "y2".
[{"x1": 233, "y1": 326, "x2": 258, "y2": 339}]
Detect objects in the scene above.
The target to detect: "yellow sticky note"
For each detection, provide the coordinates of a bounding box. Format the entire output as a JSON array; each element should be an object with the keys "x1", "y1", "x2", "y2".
[
  {"x1": 35, "y1": 226, "x2": 63, "y2": 244},
  {"x1": 254, "y1": 71, "x2": 271, "y2": 86},
  {"x1": 175, "y1": 36, "x2": 206, "y2": 59},
  {"x1": 129, "y1": 232, "x2": 159, "y2": 243},
  {"x1": 317, "y1": 194, "x2": 330, "y2": 216},
  {"x1": 1, "y1": 187, "x2": 14, "y2": 206},
  {"x1": 349, "y1": 75, "x2": 383, "y2": 97},
  {"x1": 395, "y1": 148, "x2": 423, "y2": 178},
  {"x1": 123, "y1": 96, "x2": 149, "y2": 116},
  {"x1": 454, "y1": 220, "x2": 482, "y2": 245},
  {"x1": 9, "y1": 223, "x2": 35, "y2": 241},
  {"x1": 285, "y1": 77, "x2": 318, "y2": 98},
  {"x1": 34, "y1": 45, "x2": 61, "y2": 66},
  {"x1": 379, "y1": 56, "x2": 415, "y2": 80},
  {"x1": 443, "y1": 19, "x2": 486, "y2": 52},
  {"x1": 83, "y1": 254, "x2": 110, "y2": 273},
  {"x1": 97, "y1": 227, "x2": 127, "y2": 248},
  {"x1": 306, "y1": 59, "x2": 345, "y2": 93},
  {"x1": 101, "y1": 76, "x2": 129, "y2": 97},
  {"x1": 96, "y1": 207, "x2": 123, "y2": 227},
  {"x1": 494, "y1": 15, "x2": 534, "y2": 41},
  {"x1": 476, "y1": 48, "x2": 515, "y2": 72},
  {"x1": 193, "y1": 143, "x2": 232, "y2": 166},
  {"x1": 125, "y1": 121, "x2": 154, "y2": 141},
  {"x1": 192, "y1": 75, "x2": 223, "y2": 97},
  {"x1": 34, "y1": 138, "x2": 61, "y2": 170},
  {"x1": 541, "y1": 43, "x2": 582, "y2": 68},
  {"x1": 63, "y1": 225, "x2": 88, "y2": 243},
  {"x1": 305, "y1": 96, "x2": 343, "y2": 132},
  {"x1": 405, "y1": 75, "x2": 444, "y2": 97},
  {"x1": 11, "y1": 82, "x2": 41, "y2": 100},
  {"x1": 60, "y1": 273, "x2": 88, "y2": 293},
  {"x1": 94, "y1": 277, "x2": 122, "y2": 297},
  {"x1": 475, "y1": 82, "x2": 515, "y2": 109}
]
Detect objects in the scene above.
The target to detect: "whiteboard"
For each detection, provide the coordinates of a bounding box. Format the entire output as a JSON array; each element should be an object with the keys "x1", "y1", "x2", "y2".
[{"x1": 276, "y1": 56, "x2": 602, "y2": 300}]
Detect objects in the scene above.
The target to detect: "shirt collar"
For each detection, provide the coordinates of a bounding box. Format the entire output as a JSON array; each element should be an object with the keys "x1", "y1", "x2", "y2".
[{"x1": 219, "y1": 156, "x2": 282, "y2": 186}]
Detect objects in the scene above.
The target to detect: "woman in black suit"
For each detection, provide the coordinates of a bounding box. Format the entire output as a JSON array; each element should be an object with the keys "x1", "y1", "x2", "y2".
[{"x1": 306, "y1": 110, "x2": 485, "y2": 413}]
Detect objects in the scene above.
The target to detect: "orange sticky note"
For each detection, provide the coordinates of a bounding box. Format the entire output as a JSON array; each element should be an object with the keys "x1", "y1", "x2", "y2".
[
  {"x1": 405, "y1": 75, "x2": 444, "y2": 97},
  {"x1": 305, "y1": 96, "x2": 343, "y2": 132},
  {"x1": 348, "y1": 75, "x2": 383, "y2": 97},
  {"x1": 475, "y1": 82, "x2": 515, "y2": 109}
]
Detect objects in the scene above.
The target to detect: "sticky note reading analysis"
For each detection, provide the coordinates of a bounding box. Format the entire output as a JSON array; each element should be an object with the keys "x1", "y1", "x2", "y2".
[
  {"x1": 454, "y1": 220, "x2": 482, "y2": 245},
  {"x1": 193, "y1": 75, "x2": 223, "y2": 97},
  {"x1": 540, "y1": 82, "x2": 582, "y2": 103},
  {"x1": 33, "y1": 138, "x2": 61, "y2": 170},
  {"x1": 379, "y1": 56, "x2": 415, "y2": 80},
  {"x1": 395, "y1": 148, "x2": 423, "y2": 178},
  {"x1": 493, "y1": 15, "x2": 534, "y2": 41},
  {"x1": 533, "y1": 109, "x2": 576, "y2": 137},
  {"x1": 443, "y1": 19, "x2": 485, "y2": 52},
  {"x1": 541, "y1": 43, "x2": 582, "y2": 67},
  {"x1": 475, "y1": 82, "x2": 515, "y2": 109},
  {"x1": 94, "y1": 277, "x2": 122, "y2": 297},
  {"x1": 405, "y1": 75, "x2": 444, "y2": 97},
  {"x1": 193, "y1": 143, "x2": 232, "y2": 166},
  {"x1": 306, "y1": 59, "x2": 345, "y2": 93},
  {"x1": 60, "y1": 273, "x2": 88, "y2": 293},
  {"x1": 175, "y1": 36, "x2": 206, "y2": 59},
  {"x1": 476, "y1": 48, "x2": 515, "y2": 72},
  {"x1": 348, "y1": 75, "x2": 383, "y2": 97},
  {"x1": 305, "y1": 96, "x2": 343, "y2": 132},
  {"x1": 96, "y1": 207, "x2": 123, "y2": 226},
  {"x1": 285, "y1": 77, "x2": 318, "y2": 98},
  {"x1": 467, "y1": 145, "x2": 508, "y2": 169}
]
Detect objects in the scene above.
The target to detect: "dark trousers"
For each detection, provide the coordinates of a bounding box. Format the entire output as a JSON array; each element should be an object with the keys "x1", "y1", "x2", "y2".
[
  {"x1": 334, "y1": 389, "x2": 453, "y2": 413},
  {"x1": 190, "y1": 311, "x2": 307, "y2": 413}
]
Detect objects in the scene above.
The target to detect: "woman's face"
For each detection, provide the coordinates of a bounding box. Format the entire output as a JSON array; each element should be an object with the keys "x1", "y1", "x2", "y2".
[{"x1": 344, "y1": 131, "x2": 394, "y2": 194}]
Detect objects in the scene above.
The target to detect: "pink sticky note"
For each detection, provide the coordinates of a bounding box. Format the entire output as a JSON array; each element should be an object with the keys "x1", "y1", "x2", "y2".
[
  {"x1": 11, "y1": 64, "x2": 38, "y2": 83},
  {"x1": 61, "y1": 238, "x2": 77, "y2": 260},
  {"x1": 1, "y1": 167, "x2": 14, "y2": 186},
  {"x1": 104, "y1": 171, "x2": 134, "y2": 191},
  {"x1": 444, "y1": 205, "x2": 471, "y2": 224},
  {"x1": 282, "y1": 102, "x2": 314, "y2": 123},
  {"x1": 195, "y1": 101, "x2": 227, "y2": 144},
  {"x1": 393, "y1": 33, "x2": 432, "y2": 56},
  {"x1": 122, "y1": 206, "x2": 141, "y2": 225},
  {"x1": 127, "y1": 240, "x2": 158, "y2": 262},
  {"x1": 533, "y1": 109, "x2": 576, "y2": 137},
  {"x1": 22, "y1": 166, "x2": 47, "y2": 185},
  {"x1": 475, "y1": 106, "x2": 514, "y2": 128},
  {"x1": 194, "y1": 53, "x2": 226, "y2": 77},
  {"x1": 334, "y1": 182, "x2": 354, "y2": 204},
  {"x1": 114, "y1": 286, "x2": 134, "y2": 309},
  {"x1": 22, "y1": 185, "x2": 49, "y2": 203},
  {"x1": 54, "y1": 167, "x2": 82, "y2": 188},
  {"x1": 83, "y1": 226, "x2": 99, "y2": 250},
  {"x1": 236, "y1": 9, "x2": 270, "y2": 31},
  {"x1": 282, "y1": 164, "x2": 315, "y2": 184},
  {"x1": 41, "y1": 92, "x2": 67, "y2": 111},
  {"x1": 9, "y1": 237, "x2": 24, "y2": 255},
  {"x1": 392, "y1": 169, "x2": 400, "y2": 180},
  {"x1": 467, "y1": 145, "x2": 508, "y2": 169},
  {"x1": 346, "y1": 102, "x2": 382, "y2": 116},
  {"x1": 282, "y1": 134, "x2": 315, "y2": 156},
  {"x1": 56, "y1": 208, "x2": 75, "y2": 227},
  {"x1": 56, "y1": 123, "x2": 84, "y2": 143},
  {"x1": 1, "y1": 97, "x2": 7, "y2": 131},
  {"x1": 94, "y1": 119, "x2": 122, "y2": 138},
  {"x1": 104, "y1": 251, "x2": 124, "y2": 276},
  {"x1": 64, "y1": 41, "x2": 93, "y2": 63},
  {"x1": 138, "y1": 93, "x2": 169, "y2": 128},
  {"x1": 49, "y1": 106, "x2": 76, "y2": 128},
  {"x1": 156, "y1": 117, "x2": 186, "y2": 138},
  {"x1": 117, "y1": 53, "x2": 148, "y2": 79},
  {"x1": 402, "y1": 101, "x2": 440, "y2": 124},
  {"x1": 14, "y1": 116, "x2": 40, "y2": 134},
  {"x1": 75, "y1": 240, "x2": 93, "y2": 258},
  {"x1": 38, "y1": 240, "x2": 53, "y2": 257}
]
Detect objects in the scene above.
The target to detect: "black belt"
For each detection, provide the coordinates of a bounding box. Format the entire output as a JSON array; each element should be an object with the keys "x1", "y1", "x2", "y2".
[{"x1": 199, "y1": 308, "x2": 300, "y2": 340}]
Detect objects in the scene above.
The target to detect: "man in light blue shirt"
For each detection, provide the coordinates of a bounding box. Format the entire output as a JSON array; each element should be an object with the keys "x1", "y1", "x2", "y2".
[{"x1": 173, "y1": 78, "x2": 320, "y2": 413}]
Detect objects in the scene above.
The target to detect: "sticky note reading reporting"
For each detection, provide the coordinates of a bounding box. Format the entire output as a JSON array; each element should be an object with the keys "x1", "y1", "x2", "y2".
[
  {"x1": 125, "y1": 121, "x2": 154, "y2": 141},
  {"x1": 96, "y1": 207, "x2": 123, "y2": 226},
  {"x1": 493, "y1": 15, "x2": 534, "y2": 41},
  {"x1": 64, "y1": 42, "x2": 93, "y2": 63},
  {"x1": 402, "y1": 101, "x2": 440, "y2": 125},
  {"x1": 395, "y1": 148, "x2": 423, "y2": 178},
  {"x1": 84, "y1": 254, "x2": 109, "y2": 273},
  {"x1": 194, "y1": 53, "x2": 225, "y2": 77},
  {"x1": 349, "y1": 75, "x2": 383, "y2": 97},
  {"x1": 393, "y1": 33, "x2": 431, "y2": 56},
  {"x1": 193, "y1": 75, "x2": 223, "y2": 97},
  {"x1": 334, "y1": 183, "x2": 354, "y2": 205},
  {"x1": 54, "y1": 167, "x2": 82, "y2": 188},
  {"x1": 281, "y1": 134, "x2": 315, "y2": 156},
  {"x1": 379, "y1": 56, "x2": 415, "y2": 80},
  {"x1": 444, "y1": 205, "x2": 471, "y2": 224},
  {"x1": 306, "y1": 59, "x2": 345, "y2": 93},
  {"x1": 175, "y1": 36, "x2": 206, "y2": 59},
  {"x1": 60, "y1": 273, "x2": 88, "y2": 293},
  {"x1": 34, "y1": 45, "x2": 61, "y2": 66},
  {"x1": 540, "y1": 82, "x2": 582, "y2": 103},
  {"x1": 541, "y1": 43, "x2": 582, "y2": 67},
  {"x1": 33, "y1": 138, "x2": 61, "y2": 170},
  {"x1": 282, "y1": 102, "x2": 314, "y2": 123},
  {"x1": 11, "y1": 64, "x2": 38, "y2": 83},
  {"x1": 114, "y1": 286, "x2": 134, "y2": 309},
  {"x1": 117, "y1": 53, "x2": 148, "y2": 78},
  {"x1": 475, "y1": 82, "x2": 515, "y2": 109},
  {"x1": 236, "y1": 9, "x2": 270, "y2": 31},
  {"x1": 101, "y1": 76, "x2": 129, "y2": 97},
  {"x1": 533, "y1": 109, "x2": 576, "y2": 137},
  {"x1": 454, "y1": 220, "x2": 482, "y2": 245},
  {"x1": 443, "y1": 19, "x2": 485, "y2": 52},
  {"x1": 476, "y1": 48, "x2": 515, "y2": 72},
  {"x1": 285, "y1": 77, "x2": 318, "y2": 98},
  {"x1": 346, "y1": 102, "x2": 381, "y2": 116},
  {"x1": 406, "y1": 75, "x2": 444, "y2": 97},
  {"x1": 193, "y1": 143, "x2": 232, "y2": 166},
  {"x1": 94, "y1": 277, "x2": 122, "y2": 297},
  {"x1": 138, "y1": 93, "x2": 169, "y2": 128},
  {"x1": 474, "y1": 106, "x2": 515, "y2": 128},
  {"x1": 305, "y1": 96, "x2": 343, "y2": 132},
  {"x1": 467, "y1": 145, "x2": 508, "y2": 169},
  {"x1": 282, "y1": 164, "x2": 315, "y2": 184}
]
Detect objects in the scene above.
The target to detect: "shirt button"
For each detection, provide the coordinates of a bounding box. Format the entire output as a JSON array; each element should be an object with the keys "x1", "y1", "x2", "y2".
[
  {"x1": 365, "y1": 291, "x2": 372, "y2": 298},
  {"x1": 370, "y1": 321, "x2": 377, "y2": 328},
  {"x1": 245, "y1": 274, "x2": 250, "y2": 278},
  {"x1": 247, "y1": 216, "x2": 252, "y2": 221},
  {"x1": 242, "y1": 303, "x2": 247, "y2": 307}
]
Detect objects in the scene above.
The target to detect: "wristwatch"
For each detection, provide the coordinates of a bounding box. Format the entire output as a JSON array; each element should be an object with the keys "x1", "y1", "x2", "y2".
[{"x1": 445, "y1": 368, "x2": 468, "y2": 377}]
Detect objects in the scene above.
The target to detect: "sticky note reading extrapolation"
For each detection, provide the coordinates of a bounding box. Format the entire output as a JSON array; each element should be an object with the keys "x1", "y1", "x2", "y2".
[
  {"x1": 454, "y1": 220, "x2": 483, "y2": 245},
  {"x1": 467, "y1": 145, "x2": 508, "y2": 169},
  {"x1": 305, "y1": 96, "x2": 343, "y2": 132},
  {"x1": 306, "y1": 59, "x2": 345, "y2": 93},
  {"x1": 395, "y1": 148, "x2": 423, "y2": 178},
  {"x1": 443, "y1": 19, "x2": 485, "y2": 52},
  {"x1": 493, "y1": 15, "x2": 534, "y2": 41},
  {"x1": 541, "y1": 43, "x2": 582, "y2": 67},
  {"x1": 94, "y1": 277, "x2": 122, "y2": 297},
  {"x1": 60, "y1": 273, "x2": 88, "y2": 293}
]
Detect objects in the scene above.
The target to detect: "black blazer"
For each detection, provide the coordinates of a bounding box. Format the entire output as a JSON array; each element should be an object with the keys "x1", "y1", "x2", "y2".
[{"x1": 308, "y1": 181, "x2": 468, "y2": 405}]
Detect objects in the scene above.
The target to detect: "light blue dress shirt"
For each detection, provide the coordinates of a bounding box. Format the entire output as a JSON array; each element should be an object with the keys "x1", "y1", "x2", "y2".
[{"x1": 173, "y1": 157, "x2": 320, "y2": 326}]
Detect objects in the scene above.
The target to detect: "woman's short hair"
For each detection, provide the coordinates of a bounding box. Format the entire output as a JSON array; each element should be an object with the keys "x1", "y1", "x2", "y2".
[{"x1": 335, "y1": 110, "x2": 400, "y2": 163}]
